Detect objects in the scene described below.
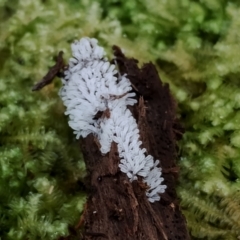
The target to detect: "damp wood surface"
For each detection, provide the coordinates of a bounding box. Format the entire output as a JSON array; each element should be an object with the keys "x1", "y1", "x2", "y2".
[{"x1": 80, "y1": 46, "x2": 190, "y2": 240}]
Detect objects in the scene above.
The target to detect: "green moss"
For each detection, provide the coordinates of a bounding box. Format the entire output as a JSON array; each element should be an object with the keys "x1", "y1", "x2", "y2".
[{"x1": 0, "y1": 0, "x2": 89, "y2": 239}]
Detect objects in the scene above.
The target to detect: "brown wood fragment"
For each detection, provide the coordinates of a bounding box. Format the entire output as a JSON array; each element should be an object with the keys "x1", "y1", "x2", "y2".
[
  {"x1": 32, "y1": 51, "x2": 65, "y2": 91},
  {"x1": 108, "y1": 142, "x2": 120, "y2": 175},
  {"x1": 93, "y1": 136, "x2": 101, "y2": 150},
  {"x1": 102, "y1": 108, "x2": 111, "y2": 119},
  {"x1": 78, "y1": 47, "x2": 190, "y2": 239},
  {"x1": 137, "y1": 96, "x2": 151, "y2": 153}
]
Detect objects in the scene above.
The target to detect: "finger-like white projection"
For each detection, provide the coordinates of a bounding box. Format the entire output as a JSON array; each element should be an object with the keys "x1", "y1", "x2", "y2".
[{"x1": 59, "y1": 37, "x2": 166, "y2": 202}]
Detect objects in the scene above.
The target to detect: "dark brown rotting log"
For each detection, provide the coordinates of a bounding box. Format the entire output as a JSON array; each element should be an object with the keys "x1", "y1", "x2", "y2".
[{"x1": 79, "y1": 47, "x2": 190, "y2": 240}]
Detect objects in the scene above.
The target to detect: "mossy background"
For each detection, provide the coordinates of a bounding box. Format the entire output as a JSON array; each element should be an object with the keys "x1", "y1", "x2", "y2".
[{"x1": 1, "y1": 0, "x2": 240, "y2": 239}]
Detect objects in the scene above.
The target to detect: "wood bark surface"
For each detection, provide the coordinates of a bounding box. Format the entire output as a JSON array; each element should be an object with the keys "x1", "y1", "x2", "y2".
[{"x1": 80, "y1": 47, "x2": 190, "y2": 240}]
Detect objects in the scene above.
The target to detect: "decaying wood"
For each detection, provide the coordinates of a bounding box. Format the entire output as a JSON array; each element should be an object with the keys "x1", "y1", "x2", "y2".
[
  {"x1": 34, "y1": 46, "x2": 190, "y2": 240},
  {"x1": 79, "y1": 46, "x2": 190, "y2": 239},
  {"x1": 32, "y1": 51, "x2": 65, "y2": 91}
]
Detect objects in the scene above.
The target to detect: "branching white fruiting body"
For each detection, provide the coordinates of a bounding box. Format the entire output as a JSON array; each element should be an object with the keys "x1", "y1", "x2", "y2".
[{"x1": 59, "y1": 37, "x2": 166, "y2": 202}]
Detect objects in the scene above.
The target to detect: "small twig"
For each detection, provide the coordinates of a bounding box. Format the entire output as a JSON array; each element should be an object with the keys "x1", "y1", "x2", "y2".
[
  {"x1": 32, "y1": 51, "x2": 65, "y2": 91},
  {"x1": 75, "y1": 203, "x2": 88, "y2": 230},
  {"x1": 109, "y1": 92, "x2": 128, "y2": 99}
]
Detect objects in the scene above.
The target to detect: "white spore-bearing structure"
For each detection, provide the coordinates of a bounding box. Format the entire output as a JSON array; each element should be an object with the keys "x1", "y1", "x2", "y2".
[{"x1": 59, "y1": 37, "x2": 166, "y2": 202}]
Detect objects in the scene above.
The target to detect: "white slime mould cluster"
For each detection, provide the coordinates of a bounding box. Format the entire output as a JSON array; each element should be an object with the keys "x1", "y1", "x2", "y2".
[{"x1": 59, "y1": 37, "x2": 166, "y2": 202}]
